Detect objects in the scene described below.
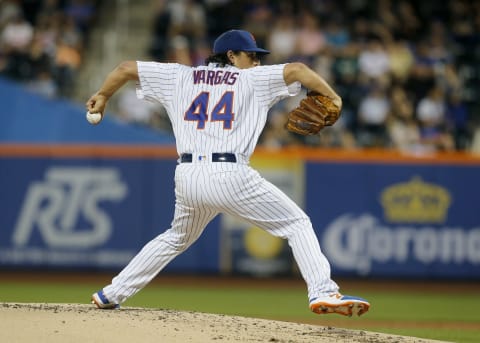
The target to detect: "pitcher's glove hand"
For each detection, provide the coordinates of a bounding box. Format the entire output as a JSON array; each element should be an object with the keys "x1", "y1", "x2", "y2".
[{"x1": 285, "y1": 91, "x2": 341, "y2": 135}]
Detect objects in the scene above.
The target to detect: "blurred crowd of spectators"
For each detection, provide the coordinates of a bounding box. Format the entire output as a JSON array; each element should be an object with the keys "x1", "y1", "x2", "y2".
[
  {"x1": 0, "y1": 0, "x2": 99, "y2": 98},
  {"x1": 139, "y1": 0, "x2": 480, "y2": 154},
  {"x1": 2, "y1": 0, "x2": 480, "y2": 154}
]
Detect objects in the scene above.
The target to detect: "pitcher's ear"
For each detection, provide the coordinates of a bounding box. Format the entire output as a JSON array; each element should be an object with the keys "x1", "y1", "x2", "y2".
[{"x1": 227, "y1": 50, "x2": 235, "y2": 64}]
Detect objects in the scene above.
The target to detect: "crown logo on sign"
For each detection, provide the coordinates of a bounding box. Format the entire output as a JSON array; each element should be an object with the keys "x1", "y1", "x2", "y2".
[{"x1": 380, "y1": 176, "x2": 451, "y2": 223}]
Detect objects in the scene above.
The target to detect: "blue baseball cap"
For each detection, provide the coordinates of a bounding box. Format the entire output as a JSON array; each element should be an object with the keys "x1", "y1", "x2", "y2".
[{"x1": 213, "y1": 29, "x2": 270, "y2": 55}]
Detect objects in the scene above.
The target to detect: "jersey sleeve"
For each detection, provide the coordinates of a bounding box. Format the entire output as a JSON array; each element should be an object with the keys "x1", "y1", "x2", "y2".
[
  {"x1": 250, "y1": 64, "x2": 301, "y2": 108},
  {"x1": 135, "y1": 61, "x2": 180, "y2": 104}
]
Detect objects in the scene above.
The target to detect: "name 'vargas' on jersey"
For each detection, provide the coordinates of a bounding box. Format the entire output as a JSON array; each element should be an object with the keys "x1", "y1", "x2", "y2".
[{"x1": 193, "y1": 69, "x2": 239, "y2": 86}]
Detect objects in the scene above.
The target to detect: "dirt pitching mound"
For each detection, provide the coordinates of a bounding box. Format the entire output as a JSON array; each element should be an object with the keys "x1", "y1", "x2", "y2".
[{"x1": 0, "y1": 303, "x2": 447, "y2": 343}]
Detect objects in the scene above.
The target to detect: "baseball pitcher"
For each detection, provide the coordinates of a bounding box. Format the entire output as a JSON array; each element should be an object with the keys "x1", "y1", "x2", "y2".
[{"x1": 87, "y1": 29, "x2": 369, "y2": 317}]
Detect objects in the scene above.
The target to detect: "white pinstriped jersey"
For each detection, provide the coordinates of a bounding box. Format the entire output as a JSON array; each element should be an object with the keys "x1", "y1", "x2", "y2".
[{"x1": 136, "y1": 62, "x2": 300, "y2": 159}]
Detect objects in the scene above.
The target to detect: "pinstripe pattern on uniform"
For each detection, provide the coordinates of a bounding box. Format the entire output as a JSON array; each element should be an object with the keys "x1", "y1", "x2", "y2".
[
  {"x1": 136, "y1": 62, "x2": 300, "y2": 159},
  {"x1": 202, "y1": 163, "x2": 338, "y2": 297},
  {"x1": 104, "y1": 161, "x2": 338, "y2": 303},
  {"x1": 103, "y1": 61, "x2": 339, "y2": 305}
]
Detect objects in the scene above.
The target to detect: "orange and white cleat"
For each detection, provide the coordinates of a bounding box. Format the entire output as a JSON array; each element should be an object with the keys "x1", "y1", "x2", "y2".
[{"x1": 309, "y1": 293, "x2": 370, "y2": 317}]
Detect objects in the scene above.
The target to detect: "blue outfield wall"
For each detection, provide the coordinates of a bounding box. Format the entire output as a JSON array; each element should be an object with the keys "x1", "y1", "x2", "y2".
[{"x1": 1, "y1": 149, "x2": 479, "y2": 279}]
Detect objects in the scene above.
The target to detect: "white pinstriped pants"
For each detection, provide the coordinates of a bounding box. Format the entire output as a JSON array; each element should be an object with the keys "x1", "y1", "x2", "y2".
[{"x1": 104, "y1": 162, "x2": 339, "y2": 304}]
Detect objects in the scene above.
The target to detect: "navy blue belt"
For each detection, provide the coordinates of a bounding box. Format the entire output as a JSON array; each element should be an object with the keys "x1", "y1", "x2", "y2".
[{"x1": 180, "y1": 153, "x2": 237, "y2": 163}]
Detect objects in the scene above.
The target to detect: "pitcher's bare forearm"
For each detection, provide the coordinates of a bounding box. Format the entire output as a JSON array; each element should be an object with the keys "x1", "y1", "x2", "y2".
[
  {"x1": 86, "y1": 61, "x2": 139, "y2": 113},
  {"x1": 96, "y1": 61, "x2": 139, "y2": 98}
]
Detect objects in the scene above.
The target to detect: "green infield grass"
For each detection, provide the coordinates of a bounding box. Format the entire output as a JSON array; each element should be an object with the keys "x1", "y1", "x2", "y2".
[{"x1": 0, "y1": 279, "x2": 479, "y2": 343}]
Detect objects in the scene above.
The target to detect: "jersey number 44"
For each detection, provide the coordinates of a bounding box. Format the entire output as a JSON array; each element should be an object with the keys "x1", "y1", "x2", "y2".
[{"x1": 184, "y1": 91, "x2": 234, "y2": 130}]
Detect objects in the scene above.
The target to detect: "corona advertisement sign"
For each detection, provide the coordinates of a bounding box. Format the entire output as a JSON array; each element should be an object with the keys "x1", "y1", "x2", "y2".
[{"x1": 305, "y1": 157, "x2": 480, "y2": 279}]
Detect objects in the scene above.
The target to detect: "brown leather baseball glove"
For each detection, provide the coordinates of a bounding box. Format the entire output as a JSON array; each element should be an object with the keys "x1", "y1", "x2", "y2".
[{"x1": 285, "y1": 91, "x2": 341, "y2": 135}]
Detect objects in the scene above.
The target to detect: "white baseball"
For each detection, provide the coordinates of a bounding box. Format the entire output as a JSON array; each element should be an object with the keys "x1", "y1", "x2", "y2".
[{"x1": 86, "y1": 111, "x2": 102, "y2": 124}]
